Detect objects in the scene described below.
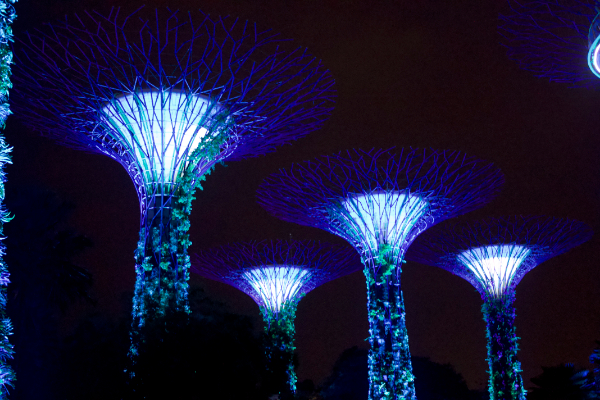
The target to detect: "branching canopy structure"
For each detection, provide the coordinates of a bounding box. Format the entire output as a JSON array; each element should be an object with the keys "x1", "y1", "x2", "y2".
[
  {"x1": 406, "y1": 215, "x2": 593, "y2": 400},
  {"x1": 192, "y1": 240, "x2": 361, "y2": 399},
  {"x1": 499, "y1": 0, "x2": 600, "y2": 86},
  {"x1": 11, "y1": 7, "x2": 335, "y2": 368},
  {"x1": 256, "y1": 148, "x2": 505, "y2": 400}
]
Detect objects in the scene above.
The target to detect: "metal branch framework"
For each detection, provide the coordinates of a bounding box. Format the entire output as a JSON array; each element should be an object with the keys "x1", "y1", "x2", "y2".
[
  {"x1": 499, "y1": 0, "x2": 600, "y2": 86},
  {"x1": 192, "y1": 240, "x2": 361, "y2": 399},
  {"x1": 256, "y1": 148, "x2": 505, "y2": 400},
  {"x1": 406, "y1": 215, "x2": 593, "y2": 400},
  {"x1": 11, "y1": 6, "x2": 335, "y2": 377}
]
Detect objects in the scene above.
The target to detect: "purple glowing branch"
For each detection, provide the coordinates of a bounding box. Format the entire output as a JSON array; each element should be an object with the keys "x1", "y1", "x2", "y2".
[
  {"x1": 12, "y1": 7, "x2": 335, "y2": 205},
  {"x1": 406, "y1": 215, "x2": 593, "y2": 299},
  {"x1": 499, "y1": 0, "x2": 600, "y2": 86},
  {"x1": 191, "y1": 240, "x2": 362, "y2": 313},
  {"x1": 257, "y1": 148, "x2": 505, "y2": 264}
]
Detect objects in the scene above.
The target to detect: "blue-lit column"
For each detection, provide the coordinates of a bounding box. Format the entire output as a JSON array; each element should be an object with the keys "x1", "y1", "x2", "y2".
[
  {"x1": 364, "y1": 248, "x2": 416, "y2": 400},
  {"x1": 482, "y1": 293, "x2": 526, "y2": 400},
  {"x1": 261, "y1": 301, "x2": 298, "y2": 400}
]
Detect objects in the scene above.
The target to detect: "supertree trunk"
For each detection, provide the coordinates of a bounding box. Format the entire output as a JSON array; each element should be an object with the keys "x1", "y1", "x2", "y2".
[
  {"x1": 128, "y1": 171, "x2": 208, "y2": 373},
  {"x1": 364, "y1": 247, "x2": 416, "y2": 400},
  {"x1": 261, "y1": 302, "x2": 298, "y2": 400},
  {"x1": 482, "y1": 293, "x2": 526, "y2": 400}
]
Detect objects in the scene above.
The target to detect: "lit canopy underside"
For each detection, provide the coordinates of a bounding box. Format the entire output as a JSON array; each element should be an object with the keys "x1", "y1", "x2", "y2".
[
  {"x1": 101, "y1": 90, "x2": 223, "y2": 189},
  {"x1": 340, "y1": 191, "x2": 429, "y2": 254},
  {"x1": 242, "y1": 265, "x2": 312, "y2": 313},
  {"x1": 589, "y1": 13, "x2": 600, "y2": 78},
  {"x1": 457, "y1": 245, "x2": 531, "y2": 298}
]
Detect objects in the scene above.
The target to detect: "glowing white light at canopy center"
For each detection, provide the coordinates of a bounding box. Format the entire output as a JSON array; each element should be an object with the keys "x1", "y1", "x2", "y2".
[
  {"x1": 457, "y1": 245, "x2": 531, "y2": 298},
  {"x1": 588, "y1": 14, "x2": 600, "y2": 79},
  {"x1": 101, "y1": 91, "x2": 224, "y2": 188},
  {"x1": 242, "y1": 265, "x2": 311, "y2": 313},
  {"x1": 340, "y1": 192, "x2": 429, "y2": 253}
]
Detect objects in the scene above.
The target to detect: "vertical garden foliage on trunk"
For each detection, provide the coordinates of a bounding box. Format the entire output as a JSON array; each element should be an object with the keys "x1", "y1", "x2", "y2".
[
  {"x1": 0, "y1": 0, "x2": 16, "y2": 395},
  {"x1": 364, "y1": 244, "x2": 415, "y2": 400},
  {"x1": 482, "y1": 294, "x2": 525, "y2": 400},
  {"x1": 261, "y1": 301, "x2": 298, "y2": 399},
  {"x1": 129, "y1": 126, "x2": 228, "y2": 371}
]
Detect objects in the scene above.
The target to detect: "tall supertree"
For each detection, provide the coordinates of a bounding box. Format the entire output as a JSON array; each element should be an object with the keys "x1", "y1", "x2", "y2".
[
  {"x1": 256, "y1": 148, "x2": 505, "y2": 400},
  {"x1": 11, "y1": 8, "x2": 335, "y2": 369},
  {"x1": 405, "y1": 216, "x2": 593, "y2": 400},
  {"x1": 192, "y1": 240, "x2": 361, "y2": 399},
  {"x1": 0, "y1": 0, "x2": 16, "y2": 396},
  {"x1": 498, "y1": 0, "x2": 600, "y2": 86}
]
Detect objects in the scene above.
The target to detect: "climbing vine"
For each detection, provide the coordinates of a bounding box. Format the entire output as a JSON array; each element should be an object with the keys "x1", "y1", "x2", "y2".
[
  {"x1": 364, "y1": 244, "x2": 415, "y2": 400},
  {"x1": 261, "y1": 299, "x2": 299, "y2": 399},
  {"x1": 482, "y1": 293, "x2": 526, "y2": 400},
  {"x1": 0, "y1": 0, "x2": 16, "y2": 396},
  {"x1": 128, "y1": 101, "x2": 232, "y2": 373}
]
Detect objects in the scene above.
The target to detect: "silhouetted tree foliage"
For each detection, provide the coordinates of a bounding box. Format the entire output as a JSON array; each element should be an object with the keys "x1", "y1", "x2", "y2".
[
  {"x1": 529, "y1": 363, "x2": 595, "y2": 400},
  {"x1": 130, "y1": 287, "x2": 265, "y2": 400},
  {"x1": 5, "y1": 186, "x2": 92, "y2": 400},
  {"x1": 317, "y1": 346, "x2": 484, "y2": 400}
]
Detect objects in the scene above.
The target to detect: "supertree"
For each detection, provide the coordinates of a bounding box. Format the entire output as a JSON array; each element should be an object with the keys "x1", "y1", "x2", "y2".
[
  {"x1": 191, "y1": 240, "x2": 361, "y2": 399},
  {"x1": 0, "y1": 0, "x2": 16, "y2": 396},
  {"x1": 11, "y1": 7, "x2": 335, "y2": 368},
  {"x1": 256, "y1": 148, "x2": 505, "y2": 400},
  {"x1": 405, "y1": 216, "x2": 593, "y2": 400},
  {"x1": 498, "y1": 0, "x2": 600, "y2": 86}
]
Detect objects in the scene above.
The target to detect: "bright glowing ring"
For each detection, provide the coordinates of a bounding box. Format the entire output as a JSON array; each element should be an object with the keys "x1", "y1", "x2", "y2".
[{"x1": 588, "y1": 33, "x2": 600, "y2": 78}]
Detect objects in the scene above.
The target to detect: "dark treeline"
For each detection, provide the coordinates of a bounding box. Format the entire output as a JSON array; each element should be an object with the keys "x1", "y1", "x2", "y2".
[{"x1": 2, "y1": 185, "x2": 597, "y2": 400}]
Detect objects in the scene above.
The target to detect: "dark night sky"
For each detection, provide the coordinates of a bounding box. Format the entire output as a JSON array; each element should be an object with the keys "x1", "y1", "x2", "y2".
[{"x1": 6, "y1": 0, "x2": 600, "y2": 391}]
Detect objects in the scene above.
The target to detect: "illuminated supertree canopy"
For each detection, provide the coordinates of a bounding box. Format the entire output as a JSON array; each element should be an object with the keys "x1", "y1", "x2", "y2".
[
  {"x1": 11, "y1": 7, "x2": 335, "y2": 369},
  {"x1": 256, "y1": 148, "x2": 505, "y2": 400},
  {"x1": 406, "y1": 216, "x2": 593, "y2": 400},
  {"x1": 192, "y1": 240, "x2": 361, "y2": 399},
  {"x1": 499, "y1": 0, "x2": 600, "y2": 86}
]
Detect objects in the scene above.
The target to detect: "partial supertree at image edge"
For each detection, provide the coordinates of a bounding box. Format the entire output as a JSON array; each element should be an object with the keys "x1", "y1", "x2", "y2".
[{"x1": 0, "y1": 0, "x2": 17, "y2": 396}]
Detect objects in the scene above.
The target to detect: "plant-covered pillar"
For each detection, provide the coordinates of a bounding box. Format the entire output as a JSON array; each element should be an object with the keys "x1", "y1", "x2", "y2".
[
  {"x1": 129, "y1": 129, "x2": 228, "y2": 364},
  {"x1": 482, "y1": 293, "x2": 526, "y2": 400},
  {"x1": 261, "y1": 301, "x2": 298, "y2": 399},
  {"x1": 364, "y1": 245, "x2": 415, "y2": 400},
  {"x1": 0, "y1": 0, "x2": 16, "y2": 395}
]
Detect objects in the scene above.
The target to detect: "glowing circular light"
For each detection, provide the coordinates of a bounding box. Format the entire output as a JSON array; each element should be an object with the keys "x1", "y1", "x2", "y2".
[
  {"x1": 457, "y1": 245, "x2": 530, "y2": 298},
  {"x1": 587, "y1": 13, "x2": 600, "y2": 78},
  {"x1": 340, "y1": 191, "x2": 429, "y2": 252},
  {"x1": 242, "y1": 265, "x2": 311, "y2": 313},
  {"x1": 101, "y1": 90, "x2": 223, "y2": 187}
]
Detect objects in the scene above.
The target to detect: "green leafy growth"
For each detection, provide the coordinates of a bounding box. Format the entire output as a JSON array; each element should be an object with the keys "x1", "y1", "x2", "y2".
[
  {"x1": 261, "y1": 299, "x2": 299, "y2": 399},
  {"x1": 128, "y1": 104, "x2": 232, "y2": 378},
  {"x1": 0, "y1": 0, "x2": 17, "y2": 396},
  {"x1": 364, "y1": 245, "x2": 415, "y2": 400},
  {"x1": 482, "y1": 294, "x2": 526, "y2": 400}
]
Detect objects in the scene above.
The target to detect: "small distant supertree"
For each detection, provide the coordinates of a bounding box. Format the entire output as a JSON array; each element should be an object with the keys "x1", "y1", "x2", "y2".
[
  {"x1": 406, "y1": 216, "x2": 593, "y2": 400},
  {"x1": 192, "y1": 240, "x2": 361, "y2": 399},
  {"x1": 0, "y1": 0, "x2": 16, "y2": 396},
  {"x1": 11, "y1": 7, "x2": 334, "y2": 371},
  {"x1": 256, "y1": 148, "x2": 505, "y2": 400},
  {"x1": 499, "y1": 0, "x2": 600, "y2": 86}
]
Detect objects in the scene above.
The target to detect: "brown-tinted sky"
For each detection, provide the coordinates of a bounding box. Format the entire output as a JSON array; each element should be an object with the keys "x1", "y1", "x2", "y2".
[{"x1": 7, "y1": 0, "x2": 600, "y2": 391}]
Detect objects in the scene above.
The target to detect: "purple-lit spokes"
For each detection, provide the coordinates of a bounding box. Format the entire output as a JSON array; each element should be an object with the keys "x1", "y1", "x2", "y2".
[
  {"x1": 457, "y1": 245, "x2": 530, "y2": 299},
  {"x1": 242, "y1": 265, "x2": 311, "y2": 313},
  {"x1": 338, "y1": 191, "x2": 429, "y2": 257},
  {"x1": 101, "y1": 90, "x2": 228, "y2": 189}
]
